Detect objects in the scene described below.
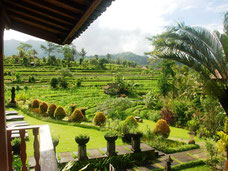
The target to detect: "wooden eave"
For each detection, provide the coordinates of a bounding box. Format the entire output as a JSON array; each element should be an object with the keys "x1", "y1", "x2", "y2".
[{"x1": 1, "y1": 0, "x2": 114, "y2": 45}]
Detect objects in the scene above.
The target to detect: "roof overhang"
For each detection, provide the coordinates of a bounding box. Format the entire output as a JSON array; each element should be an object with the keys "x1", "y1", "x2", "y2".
[{"x1": 1, "y1": 0, "x2": 114, "y2": 45}]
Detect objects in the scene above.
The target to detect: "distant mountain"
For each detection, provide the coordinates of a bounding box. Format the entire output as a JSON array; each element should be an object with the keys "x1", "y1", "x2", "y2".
[
  {"x1": 4, "y1": 39, "x2": 148, "y2": 65},
  {"x1": 87, "y1": 52, "x2": 149, "y2": 65}
]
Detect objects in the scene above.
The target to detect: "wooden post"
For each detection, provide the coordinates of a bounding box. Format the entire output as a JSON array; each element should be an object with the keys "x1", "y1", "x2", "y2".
[{"x1": 0, "y1": 10, "x2": 9, "y2": 171}]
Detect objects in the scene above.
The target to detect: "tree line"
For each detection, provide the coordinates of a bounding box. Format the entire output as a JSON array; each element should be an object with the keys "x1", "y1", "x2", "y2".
[{"x1": 4, "y1": 41, "x2": 137, "y2": 69}]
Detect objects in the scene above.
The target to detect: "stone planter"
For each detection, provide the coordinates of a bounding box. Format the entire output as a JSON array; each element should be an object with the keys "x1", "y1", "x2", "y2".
[
  {"x1": 188, "y1": 131, "x2": 195, "y2": 144},
  {"x1": 75, "y1": 137, "x2": 90, "y2": 160},
  {"x1": 131, "y1": 133, "x2": 143, "y2": 153},
  {"x1": 104, "y1": 135, "x2": 118, "y2": 156},
  {"x1": 53, "y1": 139, "x2": 59, "y2": 154}
]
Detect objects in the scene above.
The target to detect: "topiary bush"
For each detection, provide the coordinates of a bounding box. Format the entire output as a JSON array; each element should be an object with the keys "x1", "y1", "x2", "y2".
[
  {"x1": 69, "y1": 109, "x2": 84, "y2": 122},
  {"x1": 39, "y1": 102, "x2": 48, "y2": 113},
  {"x1": 153, "y1": 119, "x2": 170, "y2": 138},
  {"x1": 32, "y1": 99, "x2": 40, "y2": 108},
  {"x1": 54, "y1": 106, "x2": 66, "y2": 120},
  {"x1": 48, "y1": 103, "x2": 57, "y2": 118},
  {"x1": 94, "y1": 112, "x2": 106, "y2": 126},
  {"x1": 124, "y1": 116, "x2": 138, "y2": 127}
]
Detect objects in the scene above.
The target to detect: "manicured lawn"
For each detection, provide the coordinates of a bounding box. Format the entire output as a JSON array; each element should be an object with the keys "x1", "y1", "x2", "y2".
[
  {"x1": 181, "y1": 165, "x2": 210, "y2": 171},
  {"x1": 8, "y1": 109, "x2": 203, "y2": 157},
  {"x1": 13, "y1": 109, "x2": 124, "y2": 156},
  {"x1": 138, "y1": 120, "x2": 202, "y2": 142}
]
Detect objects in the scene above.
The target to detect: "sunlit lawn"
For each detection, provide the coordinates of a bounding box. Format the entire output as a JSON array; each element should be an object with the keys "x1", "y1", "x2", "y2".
[
  {"x1": 138, "y1": 120, "x2": 202, "y2": 142},
  {"x1": 13, "y1": 109, "x2": 124, "y2": 156}
]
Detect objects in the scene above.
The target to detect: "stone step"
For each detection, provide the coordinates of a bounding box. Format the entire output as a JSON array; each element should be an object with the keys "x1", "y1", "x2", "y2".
[
  {"x1": 7, "y1": 121, "x2": 27, "y2": 127},
  {"x1": 59, "y1": 152, "x2": 75, "y2": 163},
  {"x1": 6, "y1": 111, "x2": 18, "y2": 115},
  {"x1": 6, "y1": 115, "x2": 24, "y2": 121}
]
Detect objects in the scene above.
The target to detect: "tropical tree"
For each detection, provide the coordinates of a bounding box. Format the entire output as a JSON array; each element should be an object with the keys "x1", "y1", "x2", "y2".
[
  {"x1": 40, "y1": 41, "x2": 59, "y2": 58},
  {"x1": 149, "y1": 12, "x2": 228, "y2": 116}
]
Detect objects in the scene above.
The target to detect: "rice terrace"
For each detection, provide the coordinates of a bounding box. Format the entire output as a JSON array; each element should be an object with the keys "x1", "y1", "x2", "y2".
[{"x1": 1, "y1": 0, "x2": 228, "y2": 171}]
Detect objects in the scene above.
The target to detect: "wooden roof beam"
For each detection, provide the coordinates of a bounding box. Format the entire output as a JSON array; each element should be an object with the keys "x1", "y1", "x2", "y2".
[
  {"x1": 23, "y1": 0, "x2": 82, "y2": 19},
  {"x1": 46, "y1": 0, "x2": 88, "y2": 13},
  {"x1": 11, "y1": 17, "x2": 65, "y2": 35},
  {"x1": 11, "y1": 22, "x2": 64, "y2": 44},
  {"x1": 63, "y1": 0, "x2": 103, "y2": 44},
  {"x1": 4, "y1": 1, "x2": 74, "y2": 27},
  {"x1": 7, "y1": 9, "x2": 70, "y2": 31}
]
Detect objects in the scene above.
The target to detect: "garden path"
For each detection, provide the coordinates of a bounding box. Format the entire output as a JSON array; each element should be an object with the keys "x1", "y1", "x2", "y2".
[{"x1": 28, "y1": 144, "x2": 208, "y2": 170}]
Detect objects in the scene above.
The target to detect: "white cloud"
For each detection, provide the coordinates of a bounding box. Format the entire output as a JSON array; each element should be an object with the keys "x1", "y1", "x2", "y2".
[{"x1": 4, "y1": 29, "x2": 43, "y2": 41}]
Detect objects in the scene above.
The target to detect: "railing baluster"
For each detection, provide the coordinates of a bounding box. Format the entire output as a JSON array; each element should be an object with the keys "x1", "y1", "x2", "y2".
[
  {"x1": 33, "y1": 128, "x2": 40, "y2": 171},
  {"x1": 7, "y1": 130, "x2": 13, "y2": 171},
  {"x1": 19, "y1": 129, "x2": 27, "y2": 171}
]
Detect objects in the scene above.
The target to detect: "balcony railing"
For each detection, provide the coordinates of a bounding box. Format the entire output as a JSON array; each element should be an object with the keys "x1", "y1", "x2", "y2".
[{"x1": 7, "y1": 125, "x2": 58, "y2": 171}]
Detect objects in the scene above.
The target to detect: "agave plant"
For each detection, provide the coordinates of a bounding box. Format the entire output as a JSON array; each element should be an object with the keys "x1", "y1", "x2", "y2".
[{"x1": 149, "y1": 12, "x2": 228, "y2": 115}]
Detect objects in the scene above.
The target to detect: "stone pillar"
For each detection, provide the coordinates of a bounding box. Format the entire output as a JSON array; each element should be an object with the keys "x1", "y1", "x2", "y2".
[
  {"x1": 105, "y1": 136, "x2": 118, "y2": 156},
  {"x1": 0, "y1": 10, "x2": 9, "y2": 171},
  {"x1": 78, "y1": 144, "x2": 88, "y2": 161},
  {"x1": 131, "y1": 133, "x2": 142, "y2": 153}
]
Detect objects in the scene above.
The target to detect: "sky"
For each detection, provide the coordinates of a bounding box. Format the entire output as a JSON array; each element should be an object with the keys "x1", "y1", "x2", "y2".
[{"x1": 4, "y1": 0, "x2": 228, "y2": 56}]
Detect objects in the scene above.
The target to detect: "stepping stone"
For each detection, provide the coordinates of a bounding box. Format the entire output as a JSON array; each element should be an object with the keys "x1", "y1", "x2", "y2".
[
  {"x1": 156, "y1": 157, "x2": 180, "y2": 167},
  {"x1": 141, "y1": 143, "x2": 154, "y2": 151},
  {"x1": 6, "y1": 115, "x2": 24, "y2": 121},
  {"x1": 73, "y1": 151, "x2": 78, "y2": 159},
  {"x1": 9, "y1": 123, "x2": 30, "y2": 127},
  {"x1": 123, "y1": 144, "x2": 132, "y2": 150},
  {"x1": 99, "y1": 147, "x2": 107, "y2": 155},
  {"x1": 116, "y1": 146, "x2": 131, "y2": 155},
  {"x1": 87, "y1": 149, "x2": 105, "y2": 159},
  {"x1": 193, "y1": 152, "x2": 207, "y2": 159},
  {"x1": 28, "y1": 156, "x2": 36, "y2": 168},
  {"x1": 171, "y1": 152, "x2": 197, "y2": 163},
  {"x1": 59, "y1": 152, "x2": 75, "y2": 163},
  {"x1": 187, "y1": 148, "x2": 203, "y2": 154},
  {"x1": 7, "y1": 121, "x2": 27, "y2": 127},
  {"x1": 6, "y1": 111, "x2": 18, "y2": 115}
]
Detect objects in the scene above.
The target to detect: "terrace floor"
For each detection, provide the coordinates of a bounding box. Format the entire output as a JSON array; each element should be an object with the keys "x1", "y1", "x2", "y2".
[{"x1": 29, "y1": 143, "x2": 208, "y2": 170}]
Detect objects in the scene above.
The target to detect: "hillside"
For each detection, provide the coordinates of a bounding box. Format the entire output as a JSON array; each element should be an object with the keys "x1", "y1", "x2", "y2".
[{"x1": 4, "y1": 39, "x2": 148, "y2": 65}]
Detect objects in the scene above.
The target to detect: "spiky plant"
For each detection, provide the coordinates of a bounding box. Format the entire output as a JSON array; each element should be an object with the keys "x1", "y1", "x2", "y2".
[{"x1": 149, "y1": 12, "x2": 228, "y2": 115}]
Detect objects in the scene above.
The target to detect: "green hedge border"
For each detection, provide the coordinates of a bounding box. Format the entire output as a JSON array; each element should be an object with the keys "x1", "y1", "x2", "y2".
[{"x1": 17, "y1": 107, "x2": 100, "y2": 131}]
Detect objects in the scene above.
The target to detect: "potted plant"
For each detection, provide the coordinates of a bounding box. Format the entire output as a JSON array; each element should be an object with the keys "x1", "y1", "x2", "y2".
[
  {"x1": 75, "y1": 134, "x2": 90, "y2": 160},
  {"x1": 104, "y1": 132, "x2": 118, "y2": 156},
  {"x1": 52, "y1": 135, "x2": 60, "y2": 154}
]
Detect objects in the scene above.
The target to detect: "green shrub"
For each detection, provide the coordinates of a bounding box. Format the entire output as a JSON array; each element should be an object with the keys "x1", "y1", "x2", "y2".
[
  {"x1": 28, "y1": 76, "x2": 35, "y2": 83},
  {"x1": 187, "y1": 119, "x2": 199, "y2": 132},
  {"x1": 172, "y1": 100, "x2": 190, "y2": 126},
  {"x1": 153, "y1": 119, "x2": 170, "y2": 138},
  {"x1": 148, "y1": 110, "x2": 161, "y2": 122},
  {"x1": 54, "y1": 106, "x2": 66, "y2": 120},
  {"x1": 97, "y1": 98, "x2": 132, "y2": 120},
  {"x1": 144, "y1": 91, "x2": 162, "y2": 110},
  {"x1": 48, "y1": 103, "x2": 57, "y2": 118},
  {"x1": 32, "y1": 99, "x2": 40, "y2": 108},
  {"x1": 69, "y1": 109, "x2": 84, "y2": 122},
  {"x1": 59, "y1": 77, "x2": 68, "y2": 89},
  {"x1": 39, "y1": 102, "x2": 48, "y2": 113},
  {"x1": 50, "y1": 77, "x2": 59, "y2": 88},
  {"x1": 124, "y1": 116, "x2": 138, "y2": 127},
  {"x1": 94, "y1": 112, "x2": 106, "y2": 126}
]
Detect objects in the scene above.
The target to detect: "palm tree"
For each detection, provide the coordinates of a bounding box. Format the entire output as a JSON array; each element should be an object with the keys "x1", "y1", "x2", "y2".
[{"x1": 150, "y1": 13, "x2": 228, "y2": 116}]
